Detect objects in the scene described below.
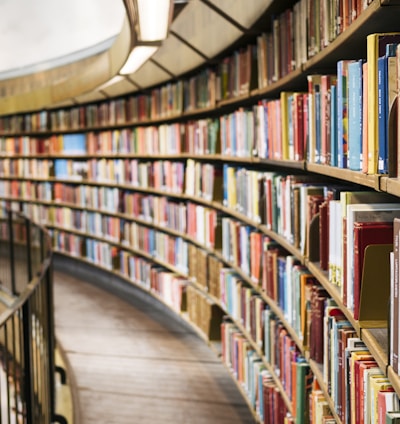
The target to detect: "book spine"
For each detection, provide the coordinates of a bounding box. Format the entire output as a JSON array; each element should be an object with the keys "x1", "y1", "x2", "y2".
[
  {"x1": 378, "y1": 55, "x2": 388, "y2": 174},
  {"x1": 348, "y1": 61, "x2": 363, "y2": 171},
  {"x1": 393, "y1": 218, "x2": 400, "y2": 374}
]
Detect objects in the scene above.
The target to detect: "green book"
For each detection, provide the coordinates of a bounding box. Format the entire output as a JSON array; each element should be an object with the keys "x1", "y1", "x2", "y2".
[{"x1": 296, "y1": 359, "x2": 313, "y2": 424}]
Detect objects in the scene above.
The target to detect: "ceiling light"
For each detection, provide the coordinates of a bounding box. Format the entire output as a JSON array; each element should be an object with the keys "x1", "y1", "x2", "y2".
[
  {"x1": 123, "y1": 0, "x2": 173, "y2": 43},
  {"x1": 97, "y1": 75, "x2": 125, "y2": 90},
  {"x1": 119, "y1": 45, "x2": 158, "y2": 74},
  {"x1": 136, "y1": 0, "x2": 172, "y2": 42}
]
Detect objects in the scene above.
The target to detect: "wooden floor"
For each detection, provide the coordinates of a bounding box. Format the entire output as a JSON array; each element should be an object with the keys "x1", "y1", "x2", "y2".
[{"x1": 53, "y1": 265, "x2": 257, "y2": 424}]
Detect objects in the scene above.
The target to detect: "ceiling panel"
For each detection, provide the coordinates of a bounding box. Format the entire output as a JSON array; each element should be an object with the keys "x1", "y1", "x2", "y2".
[
  {"x1": 128, "y1": 61, "x2": 171, "y2": 89},
  {"x1": 74, "y1": 91, "x2": 107, "y2": 104},
  {"x1": 170, "y1": 0, "x2": 242, "y2": 59},
  {"x1": 207, "y1": 0, "x2": 271, "y2": 29},
  {"x1": 151, "y1": 34, "x2": 205, "y2": 77}
]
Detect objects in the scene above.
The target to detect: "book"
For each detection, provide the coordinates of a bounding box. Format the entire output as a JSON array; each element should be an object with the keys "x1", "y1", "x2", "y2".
[
  {"x1": 362, "y1": 61, "x2": 369, "y2": 174},
  {"x1": 367, "y1": 33, "x2": 400, "y2": 174},
  {"x1": 320, "y1": 75, "x2": 336, "y2": 165},
  {"x1": 346, "y1": 203, "x2": 400, "y2": 318},
  {"x1": 337, "y1": 60, "x2": 355, "y2": 168},
  {"x1": 344, "y1": 338, "x2": 367, "y2": 423},
  {"x1": 339, "y1": 190, "x2": 397, "y2": 302},
  {"x1": 378, "y1": 43, "x2": 398, "y2": 174},
  {"x1": 393, "y1": 218, "x2": 400, "y2": 375},
  {"x1": 353, "y1": 221, "x2": 394, "y2": 320},
  {"x1": 295, "y1": 359, "x2": 313, "y2": 424},
  {"x1": 369, "y1": 376, "x2": 392, "y2": 423},
  {"x1": 307, "y1": 75, "x2": 322, "y2": 163},
  {"x1": 348, "y1": 60, "x2": 364, "y2": 171},
  {"x1": 281, "y1": 91, "x2": 293, "y2": 160},
  {"x1": 378, "y1": 389, "x2": 399, "y2": 424},
  {"x1": 330, "y1": 83, "x2": 338, "y2": 167}
]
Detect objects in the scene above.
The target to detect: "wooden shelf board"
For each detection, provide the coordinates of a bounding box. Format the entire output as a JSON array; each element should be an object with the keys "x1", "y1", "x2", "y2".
[
  {"x1": 306, "y1": 163, "x2": 381, "y2": 190},
  {"x1": 251, "y1": 68, "x2": 307, "y2": 99},
  {"x1": 384, "y1": 177, "x2": 400, "y2": 196},
  {"x1": 306, "y1": 261, "x2": 360, "y2": 335},
  {"x1": 255, "y1": 158, "x2": 306, "y2": 170},
  {"x1": 360, "y1": 327, "x2": 389, "y2": 375},
  {"x1": 258, "y1": 225, "x2": 304, "y2": 261}
]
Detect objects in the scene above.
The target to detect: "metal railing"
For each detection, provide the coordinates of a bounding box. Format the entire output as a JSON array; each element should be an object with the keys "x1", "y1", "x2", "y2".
[{"x1": 0, "y1": 208, "x2": 59, "y2": 424}]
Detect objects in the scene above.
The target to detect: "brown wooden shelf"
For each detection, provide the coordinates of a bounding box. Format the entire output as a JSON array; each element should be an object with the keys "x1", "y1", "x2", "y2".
[
  {"x1": 384, "y1": 177, "x2": 400, "y2": 197},
  {"x1": 361, "y1": 327, "x2": 389, "y2": 377},
  {"x1": 306, "y1": 163, "x2": 381, "y2": 190},
  {"x1": 306, "y1": 261, "x2": 360, "y2": 335},
  {"x1": 254, "y1": 157, "x2": 306, "y2": 170}
]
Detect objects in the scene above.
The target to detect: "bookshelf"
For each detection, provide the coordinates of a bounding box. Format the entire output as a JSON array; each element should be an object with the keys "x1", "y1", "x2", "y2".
[{"x1": 3, "y1": 0, "x2": 400, "y2": 422}]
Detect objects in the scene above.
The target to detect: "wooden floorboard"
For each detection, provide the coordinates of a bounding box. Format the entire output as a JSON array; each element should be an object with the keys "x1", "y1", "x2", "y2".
[{"x1": 53, "y1": 269, "x2": 257, "y2": 424}]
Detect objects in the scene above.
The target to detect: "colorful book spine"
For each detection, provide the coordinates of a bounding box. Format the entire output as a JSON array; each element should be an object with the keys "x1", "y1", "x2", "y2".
[
  {"x1": 337, "y1": 60, "x2": 354, "y2": 169},
  {"x1": 348, "y1": 60, "x2": 364, "y2": 171}
]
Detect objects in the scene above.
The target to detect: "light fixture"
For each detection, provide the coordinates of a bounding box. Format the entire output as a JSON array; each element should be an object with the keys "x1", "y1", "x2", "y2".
[
  {"x1": 136, "y1": 0, "x2": 172, "y2": 42},
  {"x1": 97, "y1": 75, "x2": 126, "y2": 90},
  {"x1": 123, "y1": 0, "x2": 173, "y2": 43},
  {"x1": 119, "y1": 45, "x2": 158, "y2": 75},
  {"x1": 120, "y1": 0, "x2": 173, "y2": 75}
]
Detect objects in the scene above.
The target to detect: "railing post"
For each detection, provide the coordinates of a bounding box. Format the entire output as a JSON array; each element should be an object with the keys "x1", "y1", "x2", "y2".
[
  {"x1": 7, "y1": 209, "x2": 17, "y2": 295},
  {"x1": 25, "y1": 217, "x2": 33, "y2": 282},
  {"x1": 22, "y1": 300, "x2": 34, "y2": 424},
  {"x1": 45, "y1": 260, "x2": 57, "y2": 421}
]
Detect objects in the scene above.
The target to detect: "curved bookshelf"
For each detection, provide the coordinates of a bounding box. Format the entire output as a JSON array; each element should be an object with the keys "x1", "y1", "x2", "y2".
[{"x1": 2, "y1": 0, "x2": 400, "y2": 422}]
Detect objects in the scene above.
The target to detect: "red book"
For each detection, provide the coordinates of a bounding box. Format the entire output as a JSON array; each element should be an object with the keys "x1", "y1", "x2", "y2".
[
  {"x1": 377, "y1": 388, "x2": 396, "y2": 424},
  {"x1": 302, "y1": 93, "x2": 309, "y2": 158},
  {"x1": 353, "y1": 221, "x2": 393, "y2": 320},
  {"x1": 310, "y1": 285, "x2": 329, "y2": 363}
]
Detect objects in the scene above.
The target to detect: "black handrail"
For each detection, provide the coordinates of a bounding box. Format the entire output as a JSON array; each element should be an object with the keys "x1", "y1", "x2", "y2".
[{"x1": 0, "y1": 208, "x2": 57, "y2": 424}]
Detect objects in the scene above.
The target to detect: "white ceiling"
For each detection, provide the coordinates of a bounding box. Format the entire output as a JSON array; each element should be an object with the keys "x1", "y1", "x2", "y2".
[{"x1": 0, "y1": 0, "x2": 125, "y2": 76}]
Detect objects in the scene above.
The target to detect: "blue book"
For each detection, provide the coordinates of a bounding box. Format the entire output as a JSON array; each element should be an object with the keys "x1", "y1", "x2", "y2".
[
  {"x1": 348, "y1": 60, "x2": 364, "y2": 171},
  {"x1": 330, "y1": 84, "x2": 338, "y2": 167},
  {"x1": 222, "y1": 164, "x2": 229, "y2": 206},
  {"x1": 54, "y1": 159, "x2": 68, "y2": 178},
  {"x1": 378, "y1": 43, "x2": 398, "y2": 174},
  {"x1": 277, "y1": 256, "x2": 286, "y2": 311},
  {"x1": 62, "y1": 133, "x2": 86, "y2": 154}
]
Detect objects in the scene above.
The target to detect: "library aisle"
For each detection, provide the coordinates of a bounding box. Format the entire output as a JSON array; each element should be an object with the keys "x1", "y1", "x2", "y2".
[{"x1": 53, "y1": 266, "x2": 256, "y2": 424}]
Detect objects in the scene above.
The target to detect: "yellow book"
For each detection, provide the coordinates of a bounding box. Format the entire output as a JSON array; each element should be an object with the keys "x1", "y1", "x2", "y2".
[
  {"x1": 280, "y1": 91, "x2": 293, "y2": 160},
  {"x1": 227, "y1": 166, "x2": 237, "y2": 210},
  {"x1": 367, "y1": 33, "x2": 400, "y2": 174}
]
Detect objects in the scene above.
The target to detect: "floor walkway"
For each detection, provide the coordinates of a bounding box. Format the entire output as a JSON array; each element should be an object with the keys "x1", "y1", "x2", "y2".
[{"x1": 53, "y1": 262, "x2": 256, "y2": 424}]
